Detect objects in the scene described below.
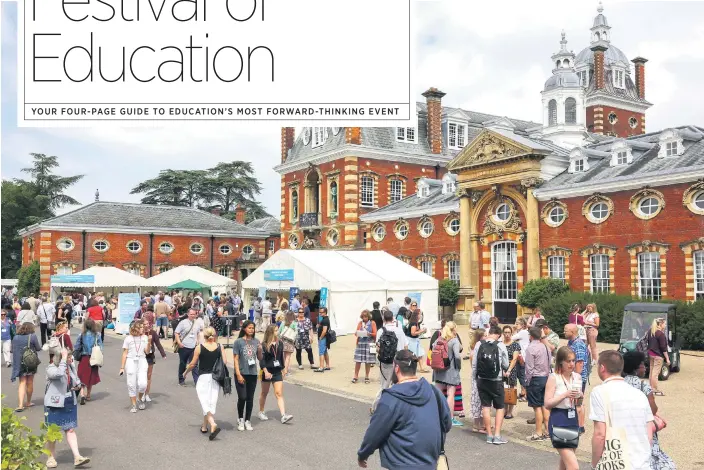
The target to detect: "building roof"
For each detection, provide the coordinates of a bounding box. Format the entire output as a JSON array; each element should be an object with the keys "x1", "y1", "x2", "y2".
[
  {"x1": 538, "y1": 125, "x2": 704, "y2": 193},
  {"x1": 584, "y1": 68, "x2": 651, "y2": 105},
  {"x1": 360, "y1": 178, "x2": 459, "y2": 222},
  {"x1": 247, "y1": 216, "x2": 281, "y2": 235},
  {"x1": 18, "y1": 201, "x2": 269, "y2": 238}
]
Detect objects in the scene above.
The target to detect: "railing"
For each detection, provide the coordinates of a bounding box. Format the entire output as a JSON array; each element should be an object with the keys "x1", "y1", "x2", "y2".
[{"x1": 299, "y1": 212, "x2": 321, "y2": 228}]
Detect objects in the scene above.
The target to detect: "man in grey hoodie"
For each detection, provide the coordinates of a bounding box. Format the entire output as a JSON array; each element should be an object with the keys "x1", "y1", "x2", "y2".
[{"x1": 357, "y1": 350, "x2": 452, "y2": 469}]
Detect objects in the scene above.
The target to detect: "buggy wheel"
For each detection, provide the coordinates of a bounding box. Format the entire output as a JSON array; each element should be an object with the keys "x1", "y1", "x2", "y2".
[{"x1": 658, "y1": 363, "x2": 670, "y2": 381}]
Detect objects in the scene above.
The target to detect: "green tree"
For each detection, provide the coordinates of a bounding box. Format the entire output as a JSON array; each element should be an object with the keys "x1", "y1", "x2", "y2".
[
  {"x1": 17, "y1": 261, "x2": 41, "y2": 298},
  {"x1": 130, "y1": 169, "x2": 211, "y2": 207},
  {"x1": 2, "y1": 395, "x2": 63, "y2": 469},
  {"x1": 517, "y1": 278, "x2": 570, "y2": 308},
  {"x1": 207, "y1": 161, "x2": 263, "y2": 213},
  {"x1": 20, "y1": 153, "x2": 84, "y2": 211},
  {"x1": 0, "y1": 181, "x2": 51, "y2": 278},
  {"x1": 438, "y1": 279, "x2": 460, "y2": 307}
]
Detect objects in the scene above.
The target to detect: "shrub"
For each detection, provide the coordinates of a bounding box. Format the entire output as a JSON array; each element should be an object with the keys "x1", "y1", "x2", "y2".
[
  {"x1": 673, "y1": 299, "x2": 704, "y2": 350},
  {"x1": 1, "y1": 395, "x2": 63, "y2": 469},
  {"x1": 517, "y1": 278, "x2": 569, "y2": 309},
  {"x1": 438, "y1": 279, "x2": 459, "y2": 307},
  {"x1": 17, "y1": 261, "x2": 40, "y2": 299}
]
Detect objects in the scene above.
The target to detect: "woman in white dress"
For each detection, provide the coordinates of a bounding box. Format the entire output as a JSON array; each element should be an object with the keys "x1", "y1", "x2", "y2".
[
  {"x1": 119, "y1": 320, "x2": 151, "y2": 413},
  {"x1": 184, "y1": 327, "x2": 223, "y2": 440}
]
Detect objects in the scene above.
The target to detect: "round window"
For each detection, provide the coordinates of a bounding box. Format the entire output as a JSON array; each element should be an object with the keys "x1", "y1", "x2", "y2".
[
  {"x1": 219, "y1": 244, "x2": 232, "y2": 255},
  {"x1": 495, "y1": 203, "x2": 511, "y2": 222},
  {"x1": 159, "y1": 242, "x2": 174, "y2": 254},
  {"x1": 242, "y1": 245, "x2": 254, "y2": 255},
  {"x1": 288, "y1": 234, "x2": 299, "y2": 249},
  {"x1": 448, "y1": 219, "x2": 460, "y2": 234},
  {"x1": 638, "y1": 197, "x2": 660, "y2": 216},
  {"x1": 694, "y1": 191, "x2": 704, "y2": 210},
  {"x1": 420, "y1": 220, "x2": 433, "y2": 237},
  {"x1": 608, "y1": 112, "x2": 617, "y2": 124},
  {"x1": 126, "y1": 241, "x2": 142, "y2": 253},
  {"x1": 93, "y1": 240, "x2": 109, "y2": 252},
  {"x1": 189, "y1": 243, "x2": 204, "y2": 255},
  {"x1": 629, "y1": 117, "x2": 638, "y2": 128},
  {"x1": 57, "y1": 238, "x2": 75, "y2": 252},
  {"x1": 549, "y1": 206, "x2": 565, "y2": 224},
  {"x1": 327, "y1": 230, "x2": 339, "y2": 246},
  {"x1": 396, "y1": 223, "x2": 409, "y2": 240},
  {"x1": 373, "y1": 225, "x2": 386, "y2": 241},
  {"x1": 590, "y1": 203, "x2": 609, "y2": 221}
]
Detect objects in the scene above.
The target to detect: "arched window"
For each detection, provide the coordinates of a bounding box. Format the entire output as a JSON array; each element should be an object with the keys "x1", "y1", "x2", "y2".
[
  {"x1": 291, "y1": 190, "x2": 298, "y2": 220},
  {"x1": 556, "y1": 60, "x2": 561, "y2": 69},
  {"x1": 595, "y1": 32, "x2": 601, "y2": 41},
  {"x1": 565, "y1": 97, "x2": 576, "y2": 124},
  {"x1": 548, "y1": 100, "x2": 557, "y2": 126},
  {"x1": 563, "y1": 59, "x2": 570, "y2": 67},
  {"x1": 329, "y1": 181, "x2": 338, "y2": 214}
]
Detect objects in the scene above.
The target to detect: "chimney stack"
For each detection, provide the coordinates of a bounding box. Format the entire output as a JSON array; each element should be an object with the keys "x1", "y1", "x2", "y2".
[
  {"x1": 632, "y1": 57, "x2": 647, "y2": 99},
  {"x1": 591, "y1": 44, "x2": 607, "y2": 90},
  {"x1": 422, "y1": 87, "x2": 446, "y2": 154},
  {"x1": 345, "y1": 127, "x2": 361, "y2": 145},
  {"x1": 281, "y1": 127, "x2": 295, "y2": 163},
  {"x1": 234, "y1": 204, "x2": 246, "y2": 224}
]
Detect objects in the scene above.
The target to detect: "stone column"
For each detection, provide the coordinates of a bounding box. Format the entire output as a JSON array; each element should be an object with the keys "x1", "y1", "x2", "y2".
[
  {"x1": 455, "y1": 190, "x2": 475, "y2": 325},
  {"x1": 523, "y1": 178, "x2": 543, "y2": 282}
]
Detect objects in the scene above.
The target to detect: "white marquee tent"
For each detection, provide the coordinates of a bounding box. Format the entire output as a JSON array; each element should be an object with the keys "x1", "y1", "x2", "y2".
[
  {"x1": 51, "y1": 266, "x2": 146, "y2": 289},
  {"x1": 241, "y1": 250, "x2": 439, "y2": 335},
  {"x1": 143, "y1": 265, "x2": 237, "y2": 290}
]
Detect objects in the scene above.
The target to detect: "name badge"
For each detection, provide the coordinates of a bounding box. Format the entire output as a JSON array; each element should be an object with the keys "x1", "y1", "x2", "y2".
[
  {"x1": 1, "y1": 328, "x2": 6, "y2": 333},
  {"x1": 568, "y1": 409, "x2": 576, "y2": 419},
  {"x1": 273, "y1": 360, "x2": 281, "y2": 368},
  {"x1": 247, "y1": 358, "x2": 256, "y2": 366}
]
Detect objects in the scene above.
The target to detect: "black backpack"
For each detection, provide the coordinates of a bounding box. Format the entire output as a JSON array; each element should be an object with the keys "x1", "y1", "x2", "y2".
[
  {"x1": 327, "y1": 329, "x2": 337, "y2": 345},
  {"x1": 377, "y1": 327, "x2": 398, "y2": 364},
  {"x1": 476, "y1": 340, "x2": 500, "y2": 379}
]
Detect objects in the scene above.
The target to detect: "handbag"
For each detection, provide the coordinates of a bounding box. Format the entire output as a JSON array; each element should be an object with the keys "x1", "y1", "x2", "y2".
[
  {"x1": 503, "y1": 384, "x2": 517, "y2": 405},
  {"x1": 551, "y1": 424, "x2": 580, "y2": 449},
  {"x1": 281, "y1": 325, "x2": 297, "y2": 343},
  {"x1": 72, "y1": 334, "x2": 83, "y2": 362},
  {"x1": 89, "y1": 334, "x2": 103, "y2": 367}
]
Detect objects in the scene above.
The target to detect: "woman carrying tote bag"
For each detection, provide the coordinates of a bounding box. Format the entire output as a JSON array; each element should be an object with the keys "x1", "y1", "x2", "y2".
[{"x1": 278, "y1": 311, "x2": 298, "y2": 376}]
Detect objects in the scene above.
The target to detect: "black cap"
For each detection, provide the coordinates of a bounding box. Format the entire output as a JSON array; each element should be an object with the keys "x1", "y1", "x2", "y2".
[{"x1": 534, "y1": 319, "x2": 548, "y2": 329}]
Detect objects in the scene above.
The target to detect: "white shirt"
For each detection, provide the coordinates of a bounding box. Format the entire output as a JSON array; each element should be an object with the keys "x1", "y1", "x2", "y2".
[
  {"x1": 589, "y1": 378, "x2": 654, "y2": 470},
  {"x1": 470, "y1": 311, "x2": 482, "y2": 329},
  {"x1": 37, "y1": 302, "x2": 56, "y2": 323},
  {"x1": 376, "y1": 322, "x2": 408, "y2": 351},
  {"x1": 512, "y1": 329, "x2": 530, "y2": 358},
  {"x1": 122, "y1": 335, "x2": 149, "y2": 359},
  {"x1": 551, "y1": 372, "x2": 582, "y2": 409},
  {"x1": 262, "y1": 300, "x2": 273, "y2": 314}
]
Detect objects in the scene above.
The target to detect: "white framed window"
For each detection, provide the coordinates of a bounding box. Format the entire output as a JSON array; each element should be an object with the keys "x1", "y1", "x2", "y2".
[
  {"x1": 695, "y1": 251, "x2": 704, "y2": 300},
  {"x1": 548, "y1": 206, "x2": 565, "y2": 225},
  {"x1": 448, "y1": 260, "x2": 459, "y2": 284},
  {"x1": 242, "y1": 245, "x2": 254, "y2": 256},
  {"x1": 372, "y1": 224, "x2": 386, "y2": 242},
  {"x1": 419, "y1": 219, "x2": 433, "y2": 238},
  {"x1": 390, "y1": 179, "x2": 403, "y2": 204},
  {"x1": 590, "y1": 202, "x2": 609, "y2": 222},
  {"x1": 574, "y1": 159, "x2": 585, "y2": 172},
  {"x1": 360, "y1": 176, "x2": 374, "y2": 207},
  {"x1": 590, "y1": 254, "x2": 610, "y2": 293},
  {"x1": 495, "y1": 203, "x2": 511, "y2": 222},
  {"x1": 565, "y1": 98, "x2": 577, "y2": 124},
  {"x1": 614, "y1": 69, "x2": 624, "y2": 88},
  {"x1": 312, "y1": 127, "x2": 327, "y2": 148},
  {"x1": 395, "y1": 221, "x2": 409, "y2": 240},
  {"x1": 578, "y1": 70, "x2": 588, "y2": 87},
  {"x1": 629, "y1": 117, "x2": 638, "y2": 129},
  {"x1": 492, "y1": 242, "x2": 518, "y2": 301},
  {"x1": 638, "y1": 252, "x2": 662, "y2": 300},
  {"x1": 219, "y1": 244, "x2": 232, "y2": 255},
  {"x1": 447, "y1": 218, "x2": 460, "y2": 235},
  {"x1": 127, "y1": 267, "x2": 141, "y2": 276},
  {"x1": 608, "y1": 112, "x2": 618, "y2": 124},
  {"x1": 665, "y1": 141, "x2": 678, "y2": 157},
  {"x1": 694, "y1": 191, "x2": 704, "y2": 211},
  {"x1": 56, "y1": 238, "x2": 75, "y2": 252},
  {"x1": 57, "y1": 265, "x2": 73, "y2": 275},
  {"x1": 218, "y1": 266, "x2": 232, "y2": 278},
  {"x1": 158, "y1": 265, "x2": 171, "y2": 274},
  {"x1": 548, "y1": 100, "x2": 557, "y2": 126},
  {"x1": 126, "y1": 240, "x2": 142, "y2": 254},
  {"x1": 448, "y1": 122, "x2": 466, "y2": 149},
  {"x1": 420, "y1": 261, "x2": 432, "y2": 276},
  {"x1": 189, "y1": 243, "x2": 204, "y2": 255},
  {"x1": 269, "y1": 239, "x2": 275, "y2": 253},
  {"x1": 93, "y1": 240, "x2": 109, "y2": 252},
  {"x1": 548, "y1": 256, "x2": 566, "y2": 282},
  {"x1": 638, "y1": 197, "x2": 660, "y2": 217},
  {"x1": 419, "y1": 185, "x2": 430, "y2": 198},
  {"x1": 396, "y1": 127, "x2": 416, "y2": 143},
  {"x1": 616, "y1": 151, "x2": 628, "y2": 165},
  {"x1": 288, "y1": 234, "x2": 299, "y2": 249},
  {"x1": 159, "y1": 242, "x2": 174, "y2": 254}
]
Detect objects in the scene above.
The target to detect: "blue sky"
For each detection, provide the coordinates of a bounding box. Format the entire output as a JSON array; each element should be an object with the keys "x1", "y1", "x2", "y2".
[{"x1": 3, "y1": 1, "x2": 704, "y2": 217}]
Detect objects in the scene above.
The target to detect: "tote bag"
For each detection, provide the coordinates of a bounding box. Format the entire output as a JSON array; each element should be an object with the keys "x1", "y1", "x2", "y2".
[
  {"x1": 596, "y1": 390, "x2": 632, "y2": 470},
  {"x1": 89, "y1": 335, "x2": 104, "y2": 367}
]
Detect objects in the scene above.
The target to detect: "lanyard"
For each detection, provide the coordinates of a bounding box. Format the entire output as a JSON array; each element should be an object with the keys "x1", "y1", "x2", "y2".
[
  {"x1": 560, "y1": 372, "x2": 575, "y2": 408},
  {"x1": 271, "y1": 341, "x2": 278, "y2": 359},
  {"x1": 133, "y1": 336, "x2": 142, "y2": 356}
]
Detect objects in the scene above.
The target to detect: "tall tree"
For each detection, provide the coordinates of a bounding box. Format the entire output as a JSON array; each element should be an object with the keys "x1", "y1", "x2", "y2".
[
  {"x1": 21, "y1": 153, "x2": 84, "y2": 211},
  {"x1": 131, "y1": 170, "x2": 190, "y2": 206},
  {"x1": 207, "y1": 161, "x2": 263, "y2": 213}
]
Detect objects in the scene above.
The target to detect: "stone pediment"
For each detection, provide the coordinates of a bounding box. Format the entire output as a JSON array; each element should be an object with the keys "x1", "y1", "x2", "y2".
[{"x1": 447, "y1": 129, "x2": 535, "y2": 172}]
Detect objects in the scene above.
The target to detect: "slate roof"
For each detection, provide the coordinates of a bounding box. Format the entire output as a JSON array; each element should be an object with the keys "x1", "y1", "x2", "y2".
[
  {"x1": 19, "y1": 202, "x2": 268, "y2": 237},
  {"x1": 247, "y1": 216, "x2": 281, "y2": 235},
  {"x1": 585, "y1": 68, "x2": 651, "y2": 105},
  {"x1": 360, "y1": 179, "x2": 458, "y2": 221},
  {"x1": 540, "y1": 126, "x2": 704, "y2": 190}
]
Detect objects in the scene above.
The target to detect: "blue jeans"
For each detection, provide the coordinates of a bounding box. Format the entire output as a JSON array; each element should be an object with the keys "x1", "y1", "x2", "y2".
[
  {"x1": 178, "y1": 347, "x2": 199, "y2": 385},
  {"x1": 318, "y1": 337, "x2": 328, "y2": 356}
]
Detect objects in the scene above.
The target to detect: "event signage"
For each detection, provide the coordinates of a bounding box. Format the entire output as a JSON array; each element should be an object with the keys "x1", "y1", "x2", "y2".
[
  {"x1": 408, "y1": 292, "x2": 422, "y2": 307},
  {"x1": 264, "y1": 269, "x2": 294, "y2": 281},
  {"x1": 117, "y1": 293, "x2": 141, "y2": 335},
  {"x1": 50, "y1": 275, "x2": 95, "y2": 284},
  {"x1": 289, "y1": 287, "x2": 299, "y2": 306},
  {"x1": 319, "y1": 287, "x2": 328, "y2": 308}
]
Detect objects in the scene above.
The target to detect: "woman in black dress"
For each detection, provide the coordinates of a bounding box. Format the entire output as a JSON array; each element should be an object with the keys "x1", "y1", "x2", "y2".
[{"x1": 501, "y1": 325, "x2": 521, "y2": 419}]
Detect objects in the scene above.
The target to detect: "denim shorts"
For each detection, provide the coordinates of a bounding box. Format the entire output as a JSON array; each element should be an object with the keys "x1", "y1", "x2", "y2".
[
  {"x1": 156, "y1": 317, "x2": 168, "y2": 327},
  {"x1": 318, "y1": 337, "x2": 327, "y2": 356}
]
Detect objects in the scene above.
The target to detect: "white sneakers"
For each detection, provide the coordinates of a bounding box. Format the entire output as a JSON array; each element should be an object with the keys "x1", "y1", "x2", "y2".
[
  {"x1": 130, "y1": 406, "x2": 137, "y2": 413},
  {"x1": 138, "y1": 400, "x2": 146, "y2": 410},
  {"x1": 258, "y1": 411, "x2": 268, "y2": 421},
  {"x1": 237, "y1": 419, "x2": 245, "y2": 431},
  {"x1": 46, "y1": 457, "x2": 57, "y2": 468},
  {"x1": 144, "y1": 395, "x2": 152, "y2": 402},
  {"x1": 281, "y1": 414, "x2": 293, "y2": 424},
  {"x1": 244, "y1": 421, "x2": 253, "y2": 431}
]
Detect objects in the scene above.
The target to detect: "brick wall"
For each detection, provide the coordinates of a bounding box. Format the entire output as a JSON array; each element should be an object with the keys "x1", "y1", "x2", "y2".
[
  {"x1": 587, "y1": 105, "x2": 645, "y2": 137},
  {"x1": 539, "y1": 182, "x2": 704, "y2": 300}
]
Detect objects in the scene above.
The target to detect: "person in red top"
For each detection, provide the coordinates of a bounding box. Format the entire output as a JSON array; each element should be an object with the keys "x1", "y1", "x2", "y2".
[{"x1": 86, "y1": 299, "x2": 104, "y2": 323}]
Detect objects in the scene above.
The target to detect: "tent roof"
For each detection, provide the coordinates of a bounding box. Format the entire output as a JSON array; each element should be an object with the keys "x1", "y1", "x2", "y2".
[
  {"x1": 242, "y1": 250, "x2": 437, "y2": 292},
  {"x1": 168, "y1": 279, "x2": 211, "y2": 290},
  {"x1": 51, "y1": 266, "x2": 146, "y2": 288},
  {"x1": 143, "y1": 265, "x2": 236, "y2": 288}
]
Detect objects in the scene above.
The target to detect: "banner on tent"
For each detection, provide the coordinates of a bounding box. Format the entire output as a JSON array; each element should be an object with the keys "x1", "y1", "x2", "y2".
[
  {"x1": 258, "y1": 287, "x2": 268, "y2": 301},
  {"x1": 408, "y1": 292, "x2": 422, "y2": 306},
  {"x1": 51, "y1": 275, "x2": 95, "y2": 284},
  {"x1": 289, "y1": 287, "x2": 299, "y2": 305},
  {"x1": 264, "y1": 269, "x2": 294, "y2": 281},
  {"x1": 117, "y1": 293, "x2": 141, "y2": 335},
  {"x1": 319, "y1": 287, "x2": 328, "y2": 308}
]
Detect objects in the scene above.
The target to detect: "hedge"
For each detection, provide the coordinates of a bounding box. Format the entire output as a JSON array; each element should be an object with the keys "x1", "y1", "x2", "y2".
[
  {"x1": 517, "y1": 278, "x2": 569, "y2": 308},
  {"x1": 538, "y1": 291, "x2": 704, "y2": 350}
]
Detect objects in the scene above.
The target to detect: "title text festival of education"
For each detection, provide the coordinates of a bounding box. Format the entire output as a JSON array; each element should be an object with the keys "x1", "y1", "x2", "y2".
[{"x1": 31, "y1": 0, "x2": 276, "y2": 83}]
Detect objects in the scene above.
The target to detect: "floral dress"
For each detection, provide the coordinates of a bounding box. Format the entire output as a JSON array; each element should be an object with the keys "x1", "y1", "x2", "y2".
[
  {"x1": 294, "y1": 318, "x2": 313, "y2": 350},
  {"x1": 505, "y1": 341, "x2": 521, "y2": 387}
]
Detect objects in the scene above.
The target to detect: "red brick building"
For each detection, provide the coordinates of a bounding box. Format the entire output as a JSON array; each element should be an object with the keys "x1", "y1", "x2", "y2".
[{"x1": 19, "y1": 201, "x2": 280, "y2": 293}]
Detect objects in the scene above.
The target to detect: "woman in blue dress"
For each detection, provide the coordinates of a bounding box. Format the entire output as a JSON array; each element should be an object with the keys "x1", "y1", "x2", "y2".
[{"x1": 43, "y1": 343, "x2": 90, "y2": 468}]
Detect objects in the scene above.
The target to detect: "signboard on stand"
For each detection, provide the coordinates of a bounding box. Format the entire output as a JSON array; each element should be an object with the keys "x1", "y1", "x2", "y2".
[
  {"x1": 264, "y1": 269, "x2": 294, "y2": 281},
  {"x1": 289, "y1": 287, "x2": 299, "y2": 305},
  {"x1": 117, "y1": 293, "x2": 140, "y2": 335},
  {"x1": 319, "y1": 287, "x2": 329, "y2": 308}
]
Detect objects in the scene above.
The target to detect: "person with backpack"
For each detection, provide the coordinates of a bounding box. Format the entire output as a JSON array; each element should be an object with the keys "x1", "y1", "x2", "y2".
[
  {"x1": 472, "y1": 325, "x2": 509, "y2": 445},
  {"x1": 431, "y1": 320, "x2": 466, "y2": 420},
  {"x1": 10, "y1": 322, "x2": 42, "y2": 412},
  {"x1": 431, "y1": 321, "x2": 464, "y2": 427},
  {"x1": 352, "y1": 310, "x2": 378, "y2": 384},
  {"x1": 376, "y1": 309, "x2": 408, "y2": 390}
]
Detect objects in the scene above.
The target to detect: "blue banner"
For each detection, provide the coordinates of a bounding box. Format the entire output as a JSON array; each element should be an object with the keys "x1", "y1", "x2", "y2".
[
  {"x1": 408, "y1": 292, "x2": 422, "y2": 307},
  {"x1": 264, "y1": 269, "x2": 294, "y2": 281},
  {"x1": 319, "y1": 287, "x2": 328, "y2": 308},
  {"x1": 117, "y1": 293, "x2": 141, "y2": 335},
  {"x1": 289, "y1": 287, "x2": 299, "y2": 306},
  {"x1": 50, "y1": 275, "x2": 95, "y2": 284}
]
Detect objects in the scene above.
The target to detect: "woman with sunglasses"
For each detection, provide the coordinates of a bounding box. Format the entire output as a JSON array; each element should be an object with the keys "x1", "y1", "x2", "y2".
[{"x1": 294, "y1": 308, "x2": 315, "y2": 370}]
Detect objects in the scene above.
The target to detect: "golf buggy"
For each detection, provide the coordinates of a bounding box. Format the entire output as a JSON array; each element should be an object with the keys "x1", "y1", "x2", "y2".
[{"x1": 618, "y1": 302, "x2": 681, "y2": 381}]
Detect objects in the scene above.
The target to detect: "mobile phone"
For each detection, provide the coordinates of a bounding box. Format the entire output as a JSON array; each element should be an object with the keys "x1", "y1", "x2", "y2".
[{"x1": 119, "y1": 371, "x2": 124, "y2": 376}]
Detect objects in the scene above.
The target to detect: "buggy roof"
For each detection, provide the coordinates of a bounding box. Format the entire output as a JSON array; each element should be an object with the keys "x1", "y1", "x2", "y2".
[{"x1": 624, "y1": 303, "x2": 676, "y2": 313}]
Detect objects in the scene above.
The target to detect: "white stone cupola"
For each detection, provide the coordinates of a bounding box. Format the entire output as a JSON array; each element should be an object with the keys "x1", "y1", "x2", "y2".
[
  {"x1": 590, "y1": 2, "x2": 611, "y2": 45},
  {"x1": 539, "y1": 31, "x2": 587, "y2": 148}
]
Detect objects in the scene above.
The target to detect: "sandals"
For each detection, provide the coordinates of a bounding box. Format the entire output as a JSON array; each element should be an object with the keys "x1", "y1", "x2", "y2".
[
  {"x1": 209, "y1": 426, "x2": 221, "y2": 441},
  {"x1": 200, "y1": 427, "x2": 208, "y2": 434},
  {"x1": 14, "y1": 407, "x2": 23, "y2": 413},
  {"x1": 351, "y1": 378, "x2": 358, "y2": 384},
  {"x1": 364, "y1": 378, "x2": 370, "y2": 384},
  {"x1": 654, "y1": 390, "x2": 665, "y2": 396},
  {"x1": 527, "y1": 434, "x2": 545, "y2": 442},
  {"x1": 505, "y1": 414, "x2": 513, "y2": 420}
]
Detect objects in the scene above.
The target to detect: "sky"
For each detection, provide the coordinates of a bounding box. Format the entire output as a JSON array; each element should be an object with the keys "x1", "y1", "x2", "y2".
[{"x1": 2, "y1": 0, "x2": 704, "y2": 218}]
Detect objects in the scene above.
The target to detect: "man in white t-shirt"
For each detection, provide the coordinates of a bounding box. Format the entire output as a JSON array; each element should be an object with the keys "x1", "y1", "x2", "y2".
[
  {"x1": 261, "y1": 296, "x2": 273, "y2": 330},
  {"x1": 589, "y1": 350, "x2": 654, "y2": 470},
  {"x1": 375, "y1": 310, "x2": 409, "y2": 390}
]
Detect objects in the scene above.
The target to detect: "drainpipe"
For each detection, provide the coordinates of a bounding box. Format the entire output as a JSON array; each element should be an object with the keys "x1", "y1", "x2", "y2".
[
  {"x1": 210, "y1": 236, "x2": 215, "y2": 269},
  {"x1": 435, "y1": 164, "x2": 440, "y2": 179},
  {"x1": 148, "y1": 233, "x2": 154, "y2": 276},
  {"x1": 81, "y1": 231, "x2": 87, "y2": 269}
]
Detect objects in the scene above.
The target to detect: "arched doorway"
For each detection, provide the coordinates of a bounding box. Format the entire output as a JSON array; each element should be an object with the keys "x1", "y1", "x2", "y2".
[
  {"x1": 305, "y1": 170, "x2": 320, "y2": 215},
  {"x1": 491, "y1": 241, "x2": 518, "y2": 322}
]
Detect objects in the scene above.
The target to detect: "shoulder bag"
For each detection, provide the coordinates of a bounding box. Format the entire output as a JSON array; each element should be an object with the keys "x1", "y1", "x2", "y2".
[
  {"x1": 595, "y1": 388, "x2": 633, "y2": 469},
  {"x1": 434, "y1": 387, "x2": 450, "y2": 470},
  {"x1": 281, "y1": 324, "x2": 297, "y2": 343},
  {"x1": 211, "y1": 345, "x2": 232, "y2": 394},
  {"x1": 89, "y1": 334, "x2": 104, "y2": 367},
  {"x1": 72, "y1": 334, "x2": 83, "y2": 362},
  {"x1": 173, "y1": 320, "x2": 195, "y2": 353}
]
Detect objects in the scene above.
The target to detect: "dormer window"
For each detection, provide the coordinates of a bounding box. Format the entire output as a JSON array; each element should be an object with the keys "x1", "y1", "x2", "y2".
[
  {"x1": 610, "y1": 140, "x2": 633, "y2": 166},
  {"x1": 441, "y1": 174, "x2": 457, "y2": 194},
  {"x1": 448, "y1": 122, "x2": 466, "y2": 149},
  {"x1": 578, "y1": 70, "x2": 589, "y2": 87},
  {"x1": 417, "y1": 180, "x2": 430, "y2": 198},
  {"x1": 665, "y1": 141, "x2": 678, "y2": 156},
  {"x1": 616, "y1": 151, "x2": 627, "y2": 165},
  {"x1": 312, "y1": 127, "x2": 328, "y2": 148},
  {"x1": 657, "y1": 129, "x2": 685, "y2": 158},
  {"x1": 396, "y1": 127, "x2": 416, "y2": 143},
  {"x1": 574, "y1": 159, "x2": 585, "y2": 172},
  {"x1": 613, "y1": 69, "x2": 624, "y2": 88}
]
